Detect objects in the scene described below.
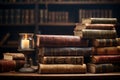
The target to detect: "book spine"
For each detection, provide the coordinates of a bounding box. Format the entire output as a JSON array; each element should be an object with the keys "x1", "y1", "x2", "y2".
[
  {"x1": 36, "y1": 35, "x2": 89, "y2": 47},
  {"x1": 82, "y1": 29, "x2": 117, "y2": 39},
  {"x1": 92, "y1": 47, "x2": 120, "y2": 55},
  {"x1": 38, "y1": 64, "x2": 87, "y2": 74},
  {"x1": 41, "y1": 56, "x2": 84, "y2": 64},
  {"x1": 92, "y1": 39, "x2": 118, "y2": 47},
  {"x1": 91, "y1": 55, "x2": 120, "y2": 64},
  {"x1": 39, "y1": 47, "x2": 92, "y2": 56}
]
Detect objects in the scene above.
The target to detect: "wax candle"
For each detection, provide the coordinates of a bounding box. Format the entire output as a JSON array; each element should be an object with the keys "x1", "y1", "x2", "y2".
[{"x1": 21, "y1": 34, "x2": 30, "y2": 49}]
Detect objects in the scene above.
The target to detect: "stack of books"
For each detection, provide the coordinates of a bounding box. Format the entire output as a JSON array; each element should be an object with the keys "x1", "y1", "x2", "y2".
[
  {"x1": 74, "y1": 18, "x2": 120, "y2": 73},
  {"x1": 36, "y1": 35, "x2": 92, "y2": 74},
  {"x1": 0, "y1": 52, "x2": 25, "y2": 72}
]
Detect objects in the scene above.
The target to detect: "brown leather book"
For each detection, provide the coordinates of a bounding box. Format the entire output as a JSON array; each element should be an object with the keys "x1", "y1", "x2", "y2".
[
  {"x1": 3, "y1": 52, "x2": 25, "y2": 60},
  {"x1": 87, "y1": 63, "x2": 120, "y2": 73},
  {"x1": 41, "y1": 56, "x2": 84, "y2": 64},
  {"x1": 85, "y1": 24, "x2": 116, "y2": 30},
  {"x1": 92, "y1": 39, "x2": 118, "y2": 47},
  {"x1": 0, "y1": 60, "x2": 25, "y2": 72},
  {"x1": 91, "y1": 55, "x2": 120, "y2": 64},
  {"x1": 82, "y1": 18, "x2": 117, "y2": 24},
  {"x1": 36, "y1": 34, "x2": 89, "y2": 47},
  {"x1": 92, "y1": 47, "x2": 120, "y2": 55},
  {"x1": 82, "y1": 29, "x2": 117, "y2": 39},
  {"x1": 38, "y1": 64, "x2": 87, "y2": 74}
]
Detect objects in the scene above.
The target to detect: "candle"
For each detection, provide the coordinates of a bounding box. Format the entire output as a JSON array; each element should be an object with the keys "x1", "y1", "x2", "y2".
[{"x1": 21, "y1": 34, "x2": 30, "y2": 49}]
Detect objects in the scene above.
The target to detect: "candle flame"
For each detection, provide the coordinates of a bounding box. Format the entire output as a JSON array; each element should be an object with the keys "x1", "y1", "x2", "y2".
[{"x1": 25, "y1": 34, "x2": 27, "y2": 39}]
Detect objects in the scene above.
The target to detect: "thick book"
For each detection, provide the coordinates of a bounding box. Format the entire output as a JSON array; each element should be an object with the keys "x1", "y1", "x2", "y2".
[
  {"x1": 3, "y1": 52, "x2": 25, "y2": 60},
  {"x1": 92, "y1": 47, "x2": 120, "y2": 55},
  {"x1": 41, "y1": 56, "x2": 84, "y2": 64},
  {"x1": 87, "y1": 63, "x2": 120, "y2": 73},
  {"x1": 82, "y1": 18, "x2": 117, "y2": 24},
  {"x1": 38, "y1": 47, "x2": 92, "y2": 63},
  {"x1": 36, "y1": 34, "x2": 89, "y2": 47},
  {"x1": 0, "y1": 60, "x2": 25, "y2": 72},
  {"x1": 38, "y1": 47, "x2": 92, "y2": 56},
  {"x1": 84, "y1": 24, "x2": 116, "y2": 30},
  {"x1": 74, "y1": 24, "x2": 116, "y2": 31},
  {"x1": 92, "y1": 39, "x2": 118, "y2": 47},
  {"x1": 91, "y1": 55, "x2": 120, "y2": 64},
  {"x1": 38, "y1": 64, "x2": 87, "y2": 74},
  {"x1": 82, "y1": 29, "x2": 117, "y2": 39}
]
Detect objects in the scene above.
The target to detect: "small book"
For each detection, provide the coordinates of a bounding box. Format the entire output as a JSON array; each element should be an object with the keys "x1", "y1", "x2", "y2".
[
  {"x1": 0, "y1": 60, "x2": 25, "y2": 72},
  {"x1": 3, "y1": 52, "x2": 25, "y2": 60}
]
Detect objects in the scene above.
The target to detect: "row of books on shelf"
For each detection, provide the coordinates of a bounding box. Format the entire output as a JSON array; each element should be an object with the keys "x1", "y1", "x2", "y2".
[
  {"x1": 1, "y1": 0, "x2": 119, "y2": 3},
  {"x1": 0, "y1": 9, "x2": 114, "y2": 24},
  {"x1": 79, "y1": 9, "x2": 112, "y2": 22},
  {"x1": 0, "y1": 9, "x2": 34, "y2": 24}
]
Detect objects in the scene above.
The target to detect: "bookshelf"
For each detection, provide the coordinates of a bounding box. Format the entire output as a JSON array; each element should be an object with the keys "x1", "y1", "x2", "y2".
[{"x1": 0, "y1": 0, "x2": 120, "y2": 56}]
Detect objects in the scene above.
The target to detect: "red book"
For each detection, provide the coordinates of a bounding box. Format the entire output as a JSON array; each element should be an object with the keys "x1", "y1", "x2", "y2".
[{"x1": 36, "y1": 35, "x2": 89, "y2": 47}]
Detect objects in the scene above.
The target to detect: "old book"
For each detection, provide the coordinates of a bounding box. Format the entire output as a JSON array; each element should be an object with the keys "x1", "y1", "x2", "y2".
[
  {"x1": 82, "y1": 29, "x2": 117, "y2": 39},
  {"x1": 74, "y1": 23, "x2": 116, "y2": 31},
  {"x1": 91, "y1": 55, "x2": 120, "y2": 64},
  {"x1": 82, "y1": 18, "x2": 117, "y2": 24},
  {"x1": 38, "y1": 64, "x2": 87, "y2": 74},
  {"x1": 41, "y1": 56, "x2": 84, "y2": 64},
  {"x1": 38, "y1": 47, "x2": 92, "y2": 63},
  {"x1": 36, "y1": 34, "x2": 89, "y2": 47},
  {"x1": 87, "y1": 63, "x2": 120, "y2": 73},
  {"x1": 92, "y1": 47, "x2": 120, "y2": 55},
  {"x1": 39, "y1": 47, "x2": 92, "y2": 57},
  {"x1": 92, "y1": 39, "x2": 118, "y2": 47},
  {"x1": 84, "y1": 24, "x2": 116, "y2": 30},
  {"x1": 0, "y1": 60, "x2": 25, "y2": 72},
  {"x1": 3, "y1": 52, "x2": 25, "y2": 60}
]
